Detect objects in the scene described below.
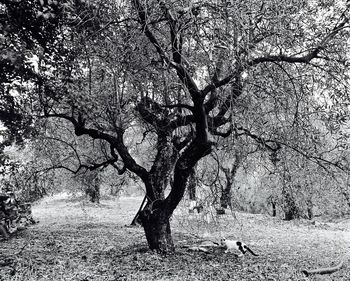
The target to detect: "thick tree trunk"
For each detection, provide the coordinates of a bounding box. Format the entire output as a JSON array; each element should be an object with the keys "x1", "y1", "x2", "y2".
[
  {"x1": 135, "y1": 96, "x2": 212, "y2": 253},
  {"x1": 135, "y1": 133, "x2": 179, "y2": 252},
  {"x1": 136, "y1": 139, "x2": 212, "y2": 253},
  {"x1": 139, "y1": 206, "x2": 174, "y2": 252}
]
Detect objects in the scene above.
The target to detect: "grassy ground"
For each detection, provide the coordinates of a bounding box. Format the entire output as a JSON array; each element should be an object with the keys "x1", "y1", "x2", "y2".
[{"x1": 0, "y1": 193, "x2": 349, "y2": 281}]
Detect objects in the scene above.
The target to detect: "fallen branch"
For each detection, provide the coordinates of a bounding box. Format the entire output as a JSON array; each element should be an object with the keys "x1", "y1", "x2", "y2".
[
  {"x1": 182, "y1": 240, "x2": 222, "y2": 254},
  {"x1": 198, "y1": 240, "x2": 220, "y2": 247},
  {"x1": 184, "y1": 246, "x2": 209, "y2": 253},
  {"x1": 301, "y1": 260, "x2": 344, "y2": 276}
]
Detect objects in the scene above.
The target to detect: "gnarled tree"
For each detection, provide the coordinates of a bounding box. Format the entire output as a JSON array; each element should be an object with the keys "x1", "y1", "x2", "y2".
[{"x1": 3, "y1": 0, "x2": 350, "y2": 252}]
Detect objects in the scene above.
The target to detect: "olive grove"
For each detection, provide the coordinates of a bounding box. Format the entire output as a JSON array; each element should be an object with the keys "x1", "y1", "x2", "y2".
[{"x1": 1, "y1": 0, "x2": 350, "y2": 252}]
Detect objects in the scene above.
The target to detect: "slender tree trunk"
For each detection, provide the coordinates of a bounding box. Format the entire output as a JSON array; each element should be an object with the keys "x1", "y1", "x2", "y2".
[
  {"x1": 220, "y1": 185, "x2": 231, "y2": 209},
  {"x1": 220, "y1": 172, "x2": 233, "y2": 209},
  {"x1": 272, "y1": 201, "x2": 277, "y2": 217},
  {"x1": 267, "y1": 195, "x2": 277, "y2": 217},
  {"x1": 86, "y1": 184, "x2": 100, "y2": 203},
  {"x1": 283, "y1": 190, "x2": 299, "y2": 220},
  {"x1": 306, "y1": 199, "x2": 313, "y2": 220},
  {"x1": 187, "y1": 167, "x2": 196, "y2": 200}
]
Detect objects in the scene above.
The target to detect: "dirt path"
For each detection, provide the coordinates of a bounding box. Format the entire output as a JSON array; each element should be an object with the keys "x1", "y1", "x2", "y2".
[{"x1": 1, "y1": 194, "x2": 349, "y2": 280}]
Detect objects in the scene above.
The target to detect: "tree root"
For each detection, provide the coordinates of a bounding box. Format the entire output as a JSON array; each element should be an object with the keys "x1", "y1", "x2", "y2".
[{"x1": 301, "y1": 260, "x2": 344, "y2": 276}]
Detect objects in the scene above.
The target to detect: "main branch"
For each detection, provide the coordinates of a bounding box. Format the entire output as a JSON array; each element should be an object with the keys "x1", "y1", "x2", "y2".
[{"x1": 44, "y1": 112, "x2": 149, "y2": 181}]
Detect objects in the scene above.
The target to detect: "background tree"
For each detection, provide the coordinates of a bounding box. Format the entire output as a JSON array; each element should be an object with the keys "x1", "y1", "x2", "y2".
[{"x1": 0, "y1": 143, "x2": 53, "y2": 201}]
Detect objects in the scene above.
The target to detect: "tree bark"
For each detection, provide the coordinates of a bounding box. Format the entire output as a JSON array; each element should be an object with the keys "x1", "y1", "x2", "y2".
[
  {"x1": 138, "y1": 138, "x2": 212, "y2": 253},
  {"x1": 131, "y1": 195, "x2": 147, "y2": 226},
  {"x1": 136, "y1": 132, "x2": 180, "y2": 252},
  {"x1": 138, "y1": 203, "x2": 174, "y2": 252},
  {"x1": 272, "y1": 201, "x2": 277, "y2": 217},
  {"x1": 306, "y1": 199, "x2": 313, "y2": 220},
  {"x1": 187, "y1": 167, "x2": 196, "y2": 200},
  {"x1": 283, "y1": 191, "x2": 300, "y2": 220},
  {"x1": 165, "y1": 140, "x2": 212, "y2": 217},
  {"x1": 86, "y1": 184, "x2": 100, "y2": 203},
  {"x1": 220, "y1": 185, "x2": 231, "y2": 209},
  {"x1": 219, "y1": 154, "x2": 241, "y2": 209},
  {"x1": 341, "y1": 190, "x2": 350, "y2": 208}
]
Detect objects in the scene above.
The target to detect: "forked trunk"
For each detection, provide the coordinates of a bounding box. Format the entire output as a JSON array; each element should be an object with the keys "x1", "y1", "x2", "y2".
[
  {"x1": 139, "y1": 209, "x2": 174, "y2": 253},
  {"x1": 138, "y1": 133, "x2": 212, "y2": 253}
]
